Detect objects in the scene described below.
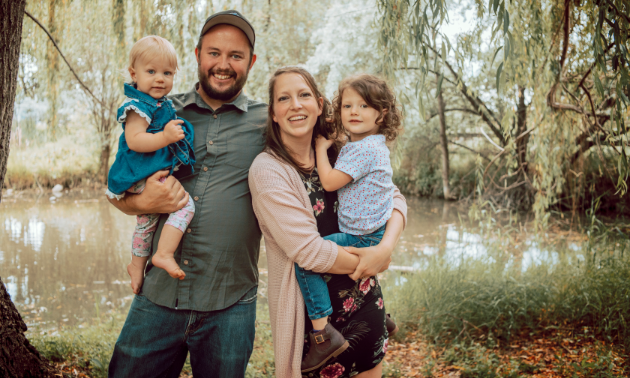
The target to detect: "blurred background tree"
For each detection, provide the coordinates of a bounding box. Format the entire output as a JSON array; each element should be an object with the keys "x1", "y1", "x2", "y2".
[{"x1": 5, "y1": 0, "x2": 629, "y2": 219}]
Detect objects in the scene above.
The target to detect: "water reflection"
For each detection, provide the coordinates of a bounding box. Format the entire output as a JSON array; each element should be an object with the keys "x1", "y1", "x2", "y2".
[
  {"x1": 1, "y1": 191, "x2": 585, "y2": 328},
  {"x1": 1, "y1": 191, "x2": 136, "y2": 328}
]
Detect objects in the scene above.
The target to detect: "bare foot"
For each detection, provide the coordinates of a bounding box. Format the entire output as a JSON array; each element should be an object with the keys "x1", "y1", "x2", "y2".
[
  {"x1": 152, "y1": 250, "x2": 186, "y2": 280},
  {"x1": 127, "y1": 262, "x2": 145, "y2": 294}
]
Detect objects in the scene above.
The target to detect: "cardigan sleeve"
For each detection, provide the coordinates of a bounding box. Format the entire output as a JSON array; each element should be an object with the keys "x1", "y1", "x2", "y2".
[
  {"x1": 249, "y1": 157, "x2": 338, "y2": 274},
  {"x1": 392, "y1": 186, "x2": 408, "y2": 230}
]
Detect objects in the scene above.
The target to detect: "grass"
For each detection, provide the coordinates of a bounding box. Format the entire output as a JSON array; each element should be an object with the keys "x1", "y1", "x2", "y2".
[
  {"x1": 27, "y1": 302, "x2": 277, "y2": 378},
  {"x1": 383, "y1": 215, "x2": 630, "y2": 350}
]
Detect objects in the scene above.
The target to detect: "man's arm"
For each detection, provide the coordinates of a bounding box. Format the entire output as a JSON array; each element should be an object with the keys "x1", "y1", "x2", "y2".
[{"x1": 108, "y1": 170, "x2": 189, "y2": 215}]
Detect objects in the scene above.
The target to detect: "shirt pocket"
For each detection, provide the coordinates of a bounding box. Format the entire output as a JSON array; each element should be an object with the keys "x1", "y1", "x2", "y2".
[{"x1": 225, "y1": 124, "x2": 265, "y2": 169}]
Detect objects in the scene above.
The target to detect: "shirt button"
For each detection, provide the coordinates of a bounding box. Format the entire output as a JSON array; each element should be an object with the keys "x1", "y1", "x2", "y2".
[
  {"x1": 203, "y1": 167, "x2": 208, "y2": 172},
  {"x1": 183, "y1": 260, "x2": 189, "y2": 265},
  {"x1": 186, "y1": 228, "x2": 191, "y2": 233},
  {"x1": 208, "y1": 140, "x2": 213, "y2": 145},
  {"x1": 194, "y1": 196, "x2": 199, "y2": 201},
  {"x1": 213, "y1": 114, "x2": 217, "y2": 119}
]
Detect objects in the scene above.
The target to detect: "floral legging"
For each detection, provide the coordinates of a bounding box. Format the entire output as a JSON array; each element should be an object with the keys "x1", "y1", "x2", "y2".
[{"x1": 128, "y1": 177, "x2": 195, "y2": 257}]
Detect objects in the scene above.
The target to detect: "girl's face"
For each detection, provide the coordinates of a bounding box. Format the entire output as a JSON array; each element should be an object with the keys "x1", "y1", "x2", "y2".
[
  {"x1": 340, "y1": 87, "x2": 382, "y2": 142},
  {"x1": 272, "y1": 73, "x2": 323, "y2": 144},
  {"x1": 129, "y1": 57, "x2": 176, "y2": 99}
]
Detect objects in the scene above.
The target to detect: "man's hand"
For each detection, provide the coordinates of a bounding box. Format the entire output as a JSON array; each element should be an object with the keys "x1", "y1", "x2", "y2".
[
  {"x1": 163, "y1": 120, "x2": 185, "y2": 144},
  {"x1": 315, "y1": 135, "x2": 334, "y2": 152},
  {"x1": 107, "y1": 170, "x2": 188, "y2": 215},
  {"x1": 142, "y1": 170, "x2": 188, "y2": 213},
  {"x1": 345, "y1": 244, "x2": 392, "y2": 281}
]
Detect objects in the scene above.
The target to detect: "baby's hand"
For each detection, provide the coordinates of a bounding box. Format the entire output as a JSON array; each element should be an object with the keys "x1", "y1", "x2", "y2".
[
  {"x1": 315, "y1": 135, "x2": 334, "y2": 151},
  {"x1": 164, "y1": 120, "x2": 185, "y2": 144}
]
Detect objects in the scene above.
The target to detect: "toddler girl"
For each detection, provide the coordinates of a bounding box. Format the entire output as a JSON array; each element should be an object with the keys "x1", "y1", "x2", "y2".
[
  {"x1": 106, "y1": 36, "x2": 196, "y2": 294},
  {"x1": 297, "y1": 74, "x2": 402, "y2": 372}
]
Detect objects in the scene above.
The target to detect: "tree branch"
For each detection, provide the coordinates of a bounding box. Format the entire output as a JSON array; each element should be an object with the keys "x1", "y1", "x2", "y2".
[
  {"x1": 448, "y1": 141, "x2": 491, "y2": 161},
  {"x1": 24, "y1": 10, "x2": 104, "y2": 107},
  {"x1": 426, "y1": 107, "x2": 479, "y2": 121}
]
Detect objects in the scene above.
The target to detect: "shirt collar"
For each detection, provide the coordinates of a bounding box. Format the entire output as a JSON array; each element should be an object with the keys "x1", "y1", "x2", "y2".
[
  {"x1": 124, "y1": 83, "x2": 165, "y2": 106},
  {"x1": 182, "y1": 83, "x2": 250, "y2": 112}
]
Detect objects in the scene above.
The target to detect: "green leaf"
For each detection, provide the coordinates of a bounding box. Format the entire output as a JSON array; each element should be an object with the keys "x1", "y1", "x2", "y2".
[
  {"x1": 490, "y1": 46, "x2": 503, "y2": 68},
  {"x1": 496, "y1": 62, "x2": 504, "y2": 92},
  {"x1": 593, "y1": 73, "x2": 605, "y2": 97},
  {"x1": 503, "y1": 10, "x2": 509, "y2": 34},
  {"x1": 436, "y1": 73, "x2": 444, "y2": 97}
]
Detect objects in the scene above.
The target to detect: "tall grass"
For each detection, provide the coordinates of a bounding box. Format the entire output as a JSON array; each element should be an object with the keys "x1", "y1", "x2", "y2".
[{"x1": 383, "y1": 217, "x2": 630, "y2": 349}]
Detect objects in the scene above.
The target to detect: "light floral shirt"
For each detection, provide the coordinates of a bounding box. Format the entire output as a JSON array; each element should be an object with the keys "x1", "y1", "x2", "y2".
[{"x1": 334, "y1": 134, "x2": 394, "y2": 235}]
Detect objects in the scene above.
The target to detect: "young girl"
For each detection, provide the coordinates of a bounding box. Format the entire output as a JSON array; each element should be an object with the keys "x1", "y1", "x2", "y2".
[
  {"x1": 296, "y1": 74, "x2": 402, "y2": 372},
  {"x1": 106, "y1": 36, "x2": 195, "y2": 294}
]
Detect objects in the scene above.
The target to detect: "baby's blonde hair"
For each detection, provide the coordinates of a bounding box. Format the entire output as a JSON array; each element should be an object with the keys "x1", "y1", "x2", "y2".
[{"x1": 128, "y1": 35, "x2": 179, "y2": 71}]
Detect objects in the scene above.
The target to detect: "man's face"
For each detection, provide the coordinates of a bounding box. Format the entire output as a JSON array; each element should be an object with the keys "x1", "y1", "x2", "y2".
[{"x1": 195, "y1": 24, "x2": 256, "y2": 102}]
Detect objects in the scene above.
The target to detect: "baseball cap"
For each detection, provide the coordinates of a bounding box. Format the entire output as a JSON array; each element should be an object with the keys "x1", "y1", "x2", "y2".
[{"x1": 200, "y1": 10, "x2": 255, "y2": 48}]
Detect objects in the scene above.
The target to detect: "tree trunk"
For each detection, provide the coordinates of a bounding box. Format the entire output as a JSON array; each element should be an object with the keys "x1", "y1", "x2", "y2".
[
  {"x1": 0, "y1": 275, "x2": 55, "y2": 378},
  {"x1": 1, "y1": 0, "x2": 26, "y2": 199},
  {"x1": 99, "y1": 142, "x2": 111, "y2": 184},
  {"x1": 515, "y1": 86, "x2": 529, "y2": 173},
  {"x1": 437, "y1": 87, "x2": 452, "y2": 200},
  {"x1": 1, "y1": 3, "x2": 55, "y2": 377}
]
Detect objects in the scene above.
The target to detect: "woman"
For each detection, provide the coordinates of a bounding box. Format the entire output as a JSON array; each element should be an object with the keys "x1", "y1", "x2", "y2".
[{"x1": 248, "y1": 67, "x2": 407, "y2": 378}]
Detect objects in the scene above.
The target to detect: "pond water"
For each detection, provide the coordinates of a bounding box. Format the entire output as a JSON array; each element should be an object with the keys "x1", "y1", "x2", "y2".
[{"x1": 0, "y1": 189, "x2": 584, "y2": 329}]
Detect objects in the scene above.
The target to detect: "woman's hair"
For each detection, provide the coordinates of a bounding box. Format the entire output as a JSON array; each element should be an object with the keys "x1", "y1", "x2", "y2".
[
  {"x1": 128, "y1": 35, "x2": 179, "y2": 71},
  {"x1": 333, "y1": 74, "x2": 402, "y2": 142},
  {"x1": 265, "y1": 66, "x2": 340, "y2": 175}
]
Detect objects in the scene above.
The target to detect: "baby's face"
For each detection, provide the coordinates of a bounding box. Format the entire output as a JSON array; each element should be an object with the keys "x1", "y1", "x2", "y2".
[{"x1": 129, "y1": 57, "x2": 176, "y2": 99}]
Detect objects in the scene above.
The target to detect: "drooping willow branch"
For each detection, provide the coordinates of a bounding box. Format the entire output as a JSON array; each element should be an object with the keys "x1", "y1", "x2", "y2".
[{"x1": 24, "y1": 10, "x2": 104, "y2": 107}]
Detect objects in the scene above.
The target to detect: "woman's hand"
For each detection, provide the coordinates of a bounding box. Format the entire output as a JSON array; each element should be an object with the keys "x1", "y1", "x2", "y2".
[
  {"x1": 345, "y1": 244, "x2": 392, "y2": 281},
  {"x1": 344, "y1": 209, "x2": 405, "y2": 280}
]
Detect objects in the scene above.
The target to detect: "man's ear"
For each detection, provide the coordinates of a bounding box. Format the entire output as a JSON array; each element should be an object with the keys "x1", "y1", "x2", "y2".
[
  {"x1": 249, "y1": 54, "x2": 257, "y2": 70},
  {"x1": 195, "y1": 47, "x2": 200, "y2": 64}
]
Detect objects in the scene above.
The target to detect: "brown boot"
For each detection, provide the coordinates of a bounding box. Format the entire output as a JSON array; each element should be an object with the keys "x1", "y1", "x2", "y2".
[
  {"x1": 301, "y1": 323, "x2": 349, "y2": 373},
  {"x1": 386, "y1": 314, "x2": 399, "y2": 337}
]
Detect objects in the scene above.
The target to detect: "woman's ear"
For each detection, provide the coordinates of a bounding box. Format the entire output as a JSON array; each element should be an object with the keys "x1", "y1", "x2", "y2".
[{"x1": 317, "y1": 96, "x2": 324, "y2": 116}]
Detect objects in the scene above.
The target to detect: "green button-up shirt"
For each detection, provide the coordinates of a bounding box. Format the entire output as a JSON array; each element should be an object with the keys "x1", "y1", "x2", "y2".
[{"x1": 141, "y1": 84, "x2": 267, "y2": 312}]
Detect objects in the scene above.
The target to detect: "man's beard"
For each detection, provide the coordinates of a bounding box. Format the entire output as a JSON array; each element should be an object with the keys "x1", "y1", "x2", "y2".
[{"x1": 198, "y1": 66, "x2": 249, "y2": 102}]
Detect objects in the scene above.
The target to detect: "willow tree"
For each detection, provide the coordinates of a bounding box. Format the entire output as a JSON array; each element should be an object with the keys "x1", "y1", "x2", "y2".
[{"x1": 377, "y1": 0, "x2": 629, "y2": 215}]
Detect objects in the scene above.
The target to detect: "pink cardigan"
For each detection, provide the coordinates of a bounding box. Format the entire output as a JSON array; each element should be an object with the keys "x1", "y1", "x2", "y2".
[{"x1": 248, "y1": 152, "x2": 407, "y2": 378}]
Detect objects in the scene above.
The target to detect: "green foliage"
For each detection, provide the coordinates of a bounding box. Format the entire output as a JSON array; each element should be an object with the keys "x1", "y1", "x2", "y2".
[{"x1": 376, "y1": 0, "x2": 630, "y2": 216}]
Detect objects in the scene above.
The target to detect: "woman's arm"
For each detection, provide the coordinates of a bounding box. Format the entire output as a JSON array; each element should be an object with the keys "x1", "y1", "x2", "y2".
[
  {"x1": 250, "y1": 160, "x2": 358, "y2": 274},
  {"x1": 107, "y1": 170, "x2": 189, "y2": 215},
  {"x1": 346, "y1": 188, "x2": 408, "y2": 280},
  {"x1": 125, "y1": 111, "x2": 185, "y2": 153}
]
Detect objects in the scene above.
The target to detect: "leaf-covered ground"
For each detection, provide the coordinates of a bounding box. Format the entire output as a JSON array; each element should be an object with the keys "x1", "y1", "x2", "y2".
[{"x1": 383, "y1": 327, "x2": 628, "y2": 377}]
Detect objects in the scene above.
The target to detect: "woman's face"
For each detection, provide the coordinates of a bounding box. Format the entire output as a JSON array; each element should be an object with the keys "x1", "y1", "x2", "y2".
[{"x1": 272, "y1": 73, "x2": 323, "y2": 144}]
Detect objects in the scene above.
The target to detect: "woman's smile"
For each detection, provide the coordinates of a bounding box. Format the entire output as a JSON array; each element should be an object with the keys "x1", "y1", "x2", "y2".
[{"x1": 272, "y1": 73, "x2": 323, "y2": 141}]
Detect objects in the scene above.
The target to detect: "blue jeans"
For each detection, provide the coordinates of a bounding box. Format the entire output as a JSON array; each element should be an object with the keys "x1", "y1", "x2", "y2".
[
  {"x1": 294, "y1": 225, "x2": 386, "y2": 321},
  {"x1": 108, "y1": 286, "x2": 257, "y2": 378}
]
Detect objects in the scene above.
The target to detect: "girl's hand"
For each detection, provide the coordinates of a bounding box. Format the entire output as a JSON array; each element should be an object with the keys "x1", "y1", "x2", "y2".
[
  {"x1": 315, "y1": 135, "x2": 334, "y2": 151},
  {"x1": 164, "y1": 120, "x2": 185, "y2": 144}
]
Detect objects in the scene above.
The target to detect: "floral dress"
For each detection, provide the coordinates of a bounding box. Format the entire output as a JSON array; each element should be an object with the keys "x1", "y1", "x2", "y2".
[{"x1": 300, "y1": 168, "x2": 389, "y2": 378}]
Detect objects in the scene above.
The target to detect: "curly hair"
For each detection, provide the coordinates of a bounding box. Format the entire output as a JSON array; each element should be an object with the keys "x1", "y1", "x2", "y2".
[{"x1": 333, "y1": 74, "x2": 402, "y2": 142}]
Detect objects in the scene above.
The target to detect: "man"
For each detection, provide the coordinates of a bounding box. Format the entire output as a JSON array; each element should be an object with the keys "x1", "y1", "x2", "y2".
[
  {"x1": 107, "y1": 11, "x2": 265, "y2": 378},
  {"x1": 107, "y1": 10, "x2": 402, "y2": 378}
]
